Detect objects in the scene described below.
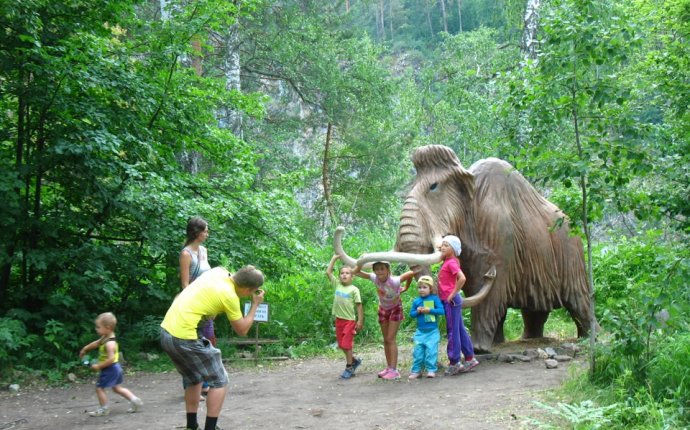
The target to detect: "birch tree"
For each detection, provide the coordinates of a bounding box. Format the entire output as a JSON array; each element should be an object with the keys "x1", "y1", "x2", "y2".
[{"x1": 439, "y1": 0, "x2": 448, "y2": 32}]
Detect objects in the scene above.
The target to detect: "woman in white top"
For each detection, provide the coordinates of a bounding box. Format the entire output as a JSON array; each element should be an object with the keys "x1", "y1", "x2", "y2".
[
  {"x1": 179, "y1": 216, "x2": 213, "y2": 397},
  {"x1": 180, "y1": 216, "x2": 211, "y2": 288}
]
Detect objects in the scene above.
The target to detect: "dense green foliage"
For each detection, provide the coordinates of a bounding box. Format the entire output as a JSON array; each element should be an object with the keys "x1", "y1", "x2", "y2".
[
  {"x1": 590, "y1": 234, "x2": 689, "y2": 427},
  {"x1": 1, "y1": 0, "x2": 687, "y2": 427}
]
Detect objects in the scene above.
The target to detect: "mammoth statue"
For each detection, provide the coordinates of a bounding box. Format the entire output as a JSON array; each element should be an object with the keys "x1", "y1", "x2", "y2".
[{"x1": 335, "y1": 144, "x2": 594, "y2": 352}]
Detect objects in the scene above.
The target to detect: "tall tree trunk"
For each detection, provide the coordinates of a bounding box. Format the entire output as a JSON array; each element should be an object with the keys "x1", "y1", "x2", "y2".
[
  {"x1": 457, "y1": 0, "x2": 463, "y2": 33},
  {"x1": 219, "y1": 22, "x2": 243, "y2": 138},
  {"x1": 571, "y1": 99, "x2": 597, "y2": 376},
  {"x1": 516, "y1": 0, "x2": 541, "y2": 148},
  {"x1": 19, "y1": 74, "x2": 33, "y2": 291},
  {"x1": 191, "y1": 37, "x2": 203, "y2": 76},
  {"x1": 28, "y1": 116, "x2": 47, "y2": 286},
  {"x1": 345, "y1": 0, "x2": 350, "y2": 13},
  {"x1": 378, "y1": 0, "x2": 386, "y2": 41},
  {"x1": 521, "y1": 0, "x2": 541, "y2": 63},
  {"x1": 426, "y1": 2, "x2": 434, "y2": 38},
  {"x1": 439, "y1": 0, "x2": 448, "y2": 33},
  {"x1": 388, "y1": 0, "x2": 394, "y2": 40},
  {"x1": 322, "y1": 122, "x2": 336, "y2": 225},
  {"x1": 159, "y1": 0, "x2": 170, "y2": 20},
  {"x1": 160, "y1": 0, "x2": 209, "y2": 173},
  {"x1": 1, "y1": 73, "x2": 27, "y2": 303}
]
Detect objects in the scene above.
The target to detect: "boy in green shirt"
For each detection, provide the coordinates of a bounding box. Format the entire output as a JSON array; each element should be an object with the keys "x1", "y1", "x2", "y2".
[{"x1": 326, "y1": 255, "x2": 364, "y2": 379}]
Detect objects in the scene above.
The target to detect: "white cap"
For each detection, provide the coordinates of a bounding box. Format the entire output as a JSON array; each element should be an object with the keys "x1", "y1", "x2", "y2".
[{"x1": 443, "y1": 235, "x2": 462, "y2": 256}]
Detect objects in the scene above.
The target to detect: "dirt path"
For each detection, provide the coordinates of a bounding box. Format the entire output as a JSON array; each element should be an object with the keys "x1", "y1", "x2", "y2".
[{"x1": 0, "y1": 340, "x2": 580, "y2": 430}]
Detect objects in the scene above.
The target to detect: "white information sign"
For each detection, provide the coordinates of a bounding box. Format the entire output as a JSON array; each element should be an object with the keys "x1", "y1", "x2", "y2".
[{"x1": 244, "y1": 303, "x2": 269, "y2": 323}]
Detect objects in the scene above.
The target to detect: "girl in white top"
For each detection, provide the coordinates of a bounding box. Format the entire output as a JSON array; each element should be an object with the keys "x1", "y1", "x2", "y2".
[
  {"x1": 179, "y1": 216, "x2": 212, "y2": 397},
  {"x1": 180, "y1": 216, "x2": 211, "y2": 288}
]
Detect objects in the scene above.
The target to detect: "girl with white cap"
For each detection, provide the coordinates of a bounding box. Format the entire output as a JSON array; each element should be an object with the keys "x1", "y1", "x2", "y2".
[{"x1": 438, "y1": 235, "x2": 479, "y2": 375}]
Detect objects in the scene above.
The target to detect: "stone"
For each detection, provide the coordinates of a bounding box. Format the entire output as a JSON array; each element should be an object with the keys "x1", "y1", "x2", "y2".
[
  {"x1": 545, "y1": 359, "x2": 559, "y2": 369},
  {"x1": 561, "y1": 343, "x2": 580, "y2": 355},
  {"x1": 523, "y1": 349, "x2": 540, "y2": 358},
  {"x1": 513, "y1": 354, "x2": 533, "y2": 363},
  {"x1": 554, "y1": 355, "x2": 572, "y2": 362}
]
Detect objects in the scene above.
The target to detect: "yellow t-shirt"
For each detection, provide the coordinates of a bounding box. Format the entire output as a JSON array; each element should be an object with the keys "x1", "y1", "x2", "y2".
[{"x1": 161, "y1": 267, "x2": 242, "y2": 339}]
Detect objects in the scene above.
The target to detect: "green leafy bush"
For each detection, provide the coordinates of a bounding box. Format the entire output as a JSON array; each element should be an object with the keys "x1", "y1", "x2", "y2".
[
  {"x1": 0, "y1": 317, "x2": 33, "y2": 370},
  {"x1": 588, "y1": 233, "x2": 689, "y2": 426},
  {"x1": 127, "y1": 315, "x2": 165, "y2": 351}
]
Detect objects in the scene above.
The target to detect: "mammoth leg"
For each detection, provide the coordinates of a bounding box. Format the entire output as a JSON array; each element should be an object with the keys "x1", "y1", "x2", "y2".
[
  {"x1": 571, "y1": 311, "x2": 587, "y2": 337},
  {"x1": 564, "y1": 301, "x2": 594, "y2": 338},
  {"x1": 521, "y1": 309, "x2": 549, "y2": 338},
  {"x1": 492, "y1": 310, "x2": 507, "y2": 345}
]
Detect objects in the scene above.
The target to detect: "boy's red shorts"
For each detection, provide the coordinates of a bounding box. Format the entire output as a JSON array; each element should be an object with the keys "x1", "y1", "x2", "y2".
[{"x1": 335, "y1": 318, "x2": 356, "y2": 350}]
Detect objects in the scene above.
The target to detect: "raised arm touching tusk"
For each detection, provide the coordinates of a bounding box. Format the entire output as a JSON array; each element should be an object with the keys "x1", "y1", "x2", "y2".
[{"x1": 333, "y1": 226, "x2": 357, "y2": 267}]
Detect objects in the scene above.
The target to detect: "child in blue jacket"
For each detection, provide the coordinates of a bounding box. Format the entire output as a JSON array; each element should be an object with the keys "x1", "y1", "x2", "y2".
[{"x1": 408, "y1": 276, "x2": 445, "y2": 379}]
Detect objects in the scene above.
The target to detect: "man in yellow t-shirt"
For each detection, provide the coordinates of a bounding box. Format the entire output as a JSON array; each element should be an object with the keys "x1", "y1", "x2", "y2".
[{"x1": 160, "y1": 265, "x2": 265, "y2": 430}]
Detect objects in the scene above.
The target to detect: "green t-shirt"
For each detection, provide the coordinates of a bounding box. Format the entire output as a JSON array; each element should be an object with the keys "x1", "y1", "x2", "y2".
[{"x1": 331, "y1": 282, "x2": 362, "y2": 321}]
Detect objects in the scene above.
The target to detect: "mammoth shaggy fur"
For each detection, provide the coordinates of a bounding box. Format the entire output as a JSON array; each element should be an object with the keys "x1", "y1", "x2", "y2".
[{"x1": 395, "y1": 145, "x2": 594, "y2": 352}]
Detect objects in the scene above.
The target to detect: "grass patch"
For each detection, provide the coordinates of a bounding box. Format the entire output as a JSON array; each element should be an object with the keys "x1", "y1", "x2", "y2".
[{"x1": 501, "y1": 307, "x2": 579, "y2": 341}]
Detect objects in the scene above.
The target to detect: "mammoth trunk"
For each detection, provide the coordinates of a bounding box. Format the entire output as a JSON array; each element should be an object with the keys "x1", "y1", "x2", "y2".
[{"x1": 395, "y1": 197, "x2": 435, "y2": 255}]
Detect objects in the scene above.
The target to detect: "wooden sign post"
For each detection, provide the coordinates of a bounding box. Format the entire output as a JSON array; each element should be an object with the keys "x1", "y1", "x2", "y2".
[{"x1": 243, "y1": 303, "x2": 270, "y2": 364}]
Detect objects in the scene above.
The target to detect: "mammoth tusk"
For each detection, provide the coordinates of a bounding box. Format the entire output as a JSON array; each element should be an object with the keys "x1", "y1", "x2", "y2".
[
  {"x1": 333, "y1": 226, "x2": 357, "y2": 267},
  {"x1": 334, "y1": 226, "x2": 442, "y2": 269},
  {"x1": 462, "y1": 266, "x2": 497, "y2": 309},
  {"x1": 356, "y1": 251, "x2": 442, "y2": 268}
]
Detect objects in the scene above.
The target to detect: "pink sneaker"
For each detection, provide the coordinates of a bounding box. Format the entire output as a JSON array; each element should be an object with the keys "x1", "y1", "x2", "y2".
[
  {"x1": 460, "y1": 358, "x2": 479, "y2": 373},
  {"x1": 426, "y1": 372, "x2": 436, "y2": 378},
  {"x1": 377, "y1": 368, "x2": 391, "y2": 378},
  {"x1": 381, "y1": 369, "x2": 400, "y2": 380}
]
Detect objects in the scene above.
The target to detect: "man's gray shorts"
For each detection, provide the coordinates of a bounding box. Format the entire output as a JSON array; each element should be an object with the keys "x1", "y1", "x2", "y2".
[{"x1": 160, "y1": 328, "x2": 228, "y2": 388}]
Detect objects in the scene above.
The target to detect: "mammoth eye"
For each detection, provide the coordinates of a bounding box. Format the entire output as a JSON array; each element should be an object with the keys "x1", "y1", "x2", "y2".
[{"x1": 429, "y1": 182, "x2": 439, "y2": 191}]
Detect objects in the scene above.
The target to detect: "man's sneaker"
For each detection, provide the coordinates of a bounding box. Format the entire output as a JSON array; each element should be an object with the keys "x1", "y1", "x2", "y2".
[
  {"x1": 460, "y1": 357, "x2": 480, "y2": 373},
  {"x1": 408, "y1": 372, "x2": 421, "y2": 380},
  {"x1": 340, "y1": 367, "x2": 354, "y2": 379},
  {"x1": 444, "y1": 363, "x2": 462, "y2": 376},
  {"x1": 352, "y1": 357, "x2": 362, "y2": 372},
  {"x1": 185, "y1": 425, "x2": 222, "y2": 430},
  {"x1": 88, "y1": 407, "x2": 109, "y2": 417},
  {"x1": 377, "y1": 367, "x2": 391, "y2": 378},
  {"x1": 127, "y1": 396, "x2": 143, "y2": 413},
  {"x1": 426, "y1": 371, "x2": 436, "y2": 378},
  {"x1": 381, "y1": 369, "x2": 400, "y2": 380}
]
